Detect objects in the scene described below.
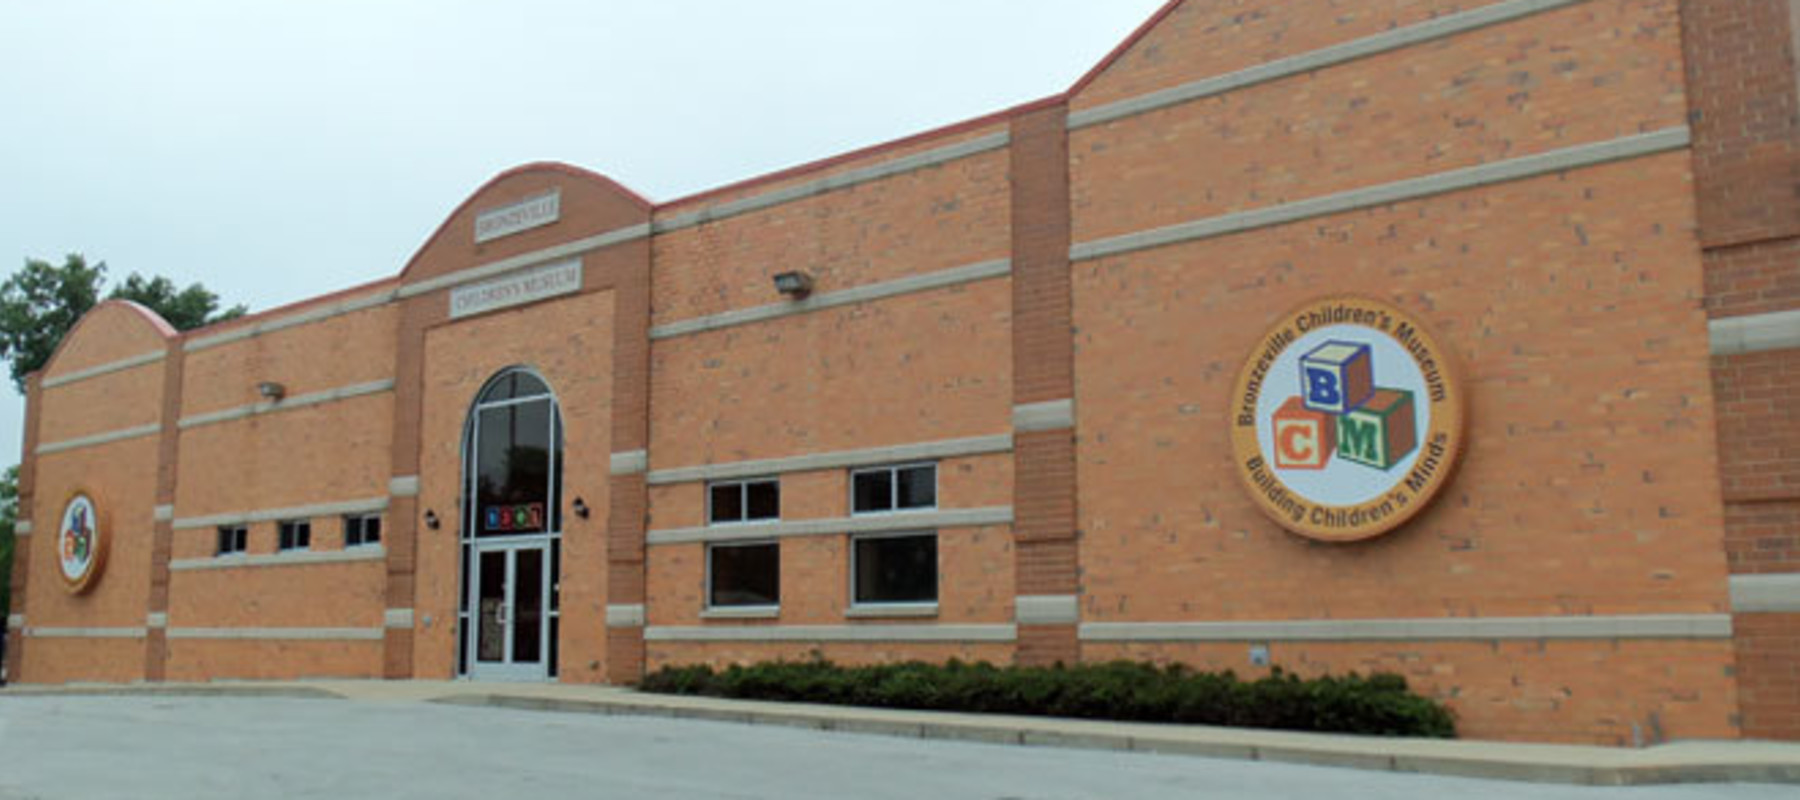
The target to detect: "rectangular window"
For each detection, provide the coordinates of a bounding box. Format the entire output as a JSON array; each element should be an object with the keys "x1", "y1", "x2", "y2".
[
  {"x1": 278, "y1": 520, "x2": 311, "y2": 552},
  {"x1": 851, "y1": 532, "x2": 938, "y2": 606},
  {"x1": 850, "y1": 464, "x2": 936, "y2": 515},
  {"x1": 708, "y1": 478, "x2": 780, "y2": 525},
  {"x1": 344, "y1": 514, "x2": 382, "y2": 547},
  {"x1": 707, "y1": 542, "x2": 780, "y2": 609},
  {"x1": 216, "y1": 525, "x2": 248, "y2": 556}
]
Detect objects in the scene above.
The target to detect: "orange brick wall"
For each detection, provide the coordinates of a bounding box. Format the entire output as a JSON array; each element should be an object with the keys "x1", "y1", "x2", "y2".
[{"x1": 1073, "y1": 1, "x2": 1687, "y2": 244}]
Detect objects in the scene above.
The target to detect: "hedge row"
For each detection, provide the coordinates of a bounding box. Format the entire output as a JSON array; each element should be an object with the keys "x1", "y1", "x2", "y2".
[{"x1": 639, "y1": 659, "x2": 1456, "y2": 738}]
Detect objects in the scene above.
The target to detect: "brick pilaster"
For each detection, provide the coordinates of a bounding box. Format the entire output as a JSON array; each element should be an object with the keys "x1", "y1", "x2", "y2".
[
  {"x1": 605, "y1": 251, "x2": 651, "y2": 684},
  {"x1": 143, "y1": 343, "x2": 185, "y2": 680},
  {"x1": 1009, "y1": 102, "x2": 1081, "y2": 666}
]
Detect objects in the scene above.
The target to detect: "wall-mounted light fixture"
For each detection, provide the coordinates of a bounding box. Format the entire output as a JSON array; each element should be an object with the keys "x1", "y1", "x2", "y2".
[
  {"x1": 257, "y1": 381, "x2": 286, "y2": 402},
  {"x1": 773, "y1": 271, "x2": 815, "y2": 300},
  {"x1": 572, "y1": 497, "x2": 590, "y2": 519},
  {"x1": 424, "y1": 509, "x2": 440, "y2": 530}
]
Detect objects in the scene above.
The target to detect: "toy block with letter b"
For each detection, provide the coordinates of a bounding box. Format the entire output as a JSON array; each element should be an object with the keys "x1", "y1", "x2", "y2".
[
  {"x1": 1337, "y1": 388, "x2": 1417, "y2": 470},
  {"x1": 1272, "y1": 396, "x2": 1336, "y2": 470},
  {"x1": 1299, "y1": 341, "x2": 1373, "y2": 415}
]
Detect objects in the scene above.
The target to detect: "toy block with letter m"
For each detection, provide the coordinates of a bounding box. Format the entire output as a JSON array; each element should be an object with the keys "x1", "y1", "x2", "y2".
[{"x1": 1337, "y1": 388, "x2": 1417, "y2": 470}]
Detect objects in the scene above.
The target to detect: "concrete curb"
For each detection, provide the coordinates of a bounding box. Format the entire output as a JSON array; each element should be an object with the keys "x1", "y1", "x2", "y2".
[
  {"x1": 6, "y1": 681, "x2": 1799, "y2": 786},
  {"x1": 427, "y1": 691, "x2": 1800, "y2": 787}
]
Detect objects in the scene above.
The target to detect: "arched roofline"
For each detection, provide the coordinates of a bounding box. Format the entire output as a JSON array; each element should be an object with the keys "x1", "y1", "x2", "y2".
[{"x1": 38, "y1": 299, "x2": 177, "y2": 381}]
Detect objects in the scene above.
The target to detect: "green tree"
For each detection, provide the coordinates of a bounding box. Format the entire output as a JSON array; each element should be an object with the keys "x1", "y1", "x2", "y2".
[
  {"x1": 0, "y1": 254, "x2": 246, "y2": 392},
  {"x1": 111, "y1": 273, "x2": 246, "y2": 332}
]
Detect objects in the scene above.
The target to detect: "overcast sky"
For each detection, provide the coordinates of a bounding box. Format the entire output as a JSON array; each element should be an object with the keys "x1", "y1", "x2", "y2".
[{"x1": 0, "y1": 0, "x2": 1169, "y2": 470}]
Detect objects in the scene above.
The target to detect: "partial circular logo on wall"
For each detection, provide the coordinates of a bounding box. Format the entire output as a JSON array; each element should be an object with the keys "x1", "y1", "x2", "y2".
[
  {"x1": 1229, "y1": 296, "x2": 1466, "y2": 543},
  {"x1": 57, "y1": 491, "x2": 107, "y2": 593}
]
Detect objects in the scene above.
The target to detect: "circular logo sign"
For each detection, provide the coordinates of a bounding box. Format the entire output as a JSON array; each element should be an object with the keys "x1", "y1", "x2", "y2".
[
  {"x1": 57, "y1": 492, "x2": 107, "y2": 593},
  {"x1": 1230, "y1": 296, "x2": 1466, "y2": 542}
]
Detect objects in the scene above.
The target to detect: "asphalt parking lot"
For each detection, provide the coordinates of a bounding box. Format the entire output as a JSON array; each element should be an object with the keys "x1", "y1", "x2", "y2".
[{"x1": 0, "y1": 695, "x2": 1793, "y2": 800}]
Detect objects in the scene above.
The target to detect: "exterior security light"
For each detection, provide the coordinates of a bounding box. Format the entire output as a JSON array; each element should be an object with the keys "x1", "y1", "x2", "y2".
[
  {"x1": 773, "y1": 271, "x2": 814, "y2": 299},
  {"x1": 257, "y1": 381, "x2": 286, "y2": 402},
  {"x1": 572, "y1": 497, "x2": 590, "y2": 519},
  {"x1": 424, "y1": 509, "x2": 440, "y2": 530}
]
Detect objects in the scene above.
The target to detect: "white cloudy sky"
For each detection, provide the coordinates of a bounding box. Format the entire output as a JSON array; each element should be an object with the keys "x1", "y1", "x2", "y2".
[{"x1": 0, "y1": 0, "x2": 1169, "y2": 470}]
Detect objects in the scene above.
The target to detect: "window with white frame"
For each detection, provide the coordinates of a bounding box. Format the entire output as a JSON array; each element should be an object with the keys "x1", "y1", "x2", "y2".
[
  {"x1": 708, "y1": 478, "x2": 780, "y2": 525},
  {"x1": 707, "y1": 541, "x2": 780, "y2": 610},
  {"x1": 278, "y1": 520, "x2": 311, "y2": 552},
  {"x1": 344, "y1": 514, "x2": 382, "y2": 547},
  {"x1": 850, "y1": 463, "x2": 936, "y2": 515},
  {"x1": 850, "y1": 531, "x2": 937, "y2": 606},
  {"x1": 216, "y1": 525, "x2": 248, "y2": 556}
]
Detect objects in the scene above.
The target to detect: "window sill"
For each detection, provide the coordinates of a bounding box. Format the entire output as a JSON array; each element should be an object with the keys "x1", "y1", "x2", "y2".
[
  {"x1": 701, "y1": 607, "x2": 781, "y2": 620},
  {"x1": 845, "y1": 604, "x2": 939, "y2": 619}
]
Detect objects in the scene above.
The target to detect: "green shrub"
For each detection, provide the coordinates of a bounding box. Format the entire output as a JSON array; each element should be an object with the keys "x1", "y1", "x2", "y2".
[{"x1": 638, "y1": 658, "x2": 1455, "y2": 738}]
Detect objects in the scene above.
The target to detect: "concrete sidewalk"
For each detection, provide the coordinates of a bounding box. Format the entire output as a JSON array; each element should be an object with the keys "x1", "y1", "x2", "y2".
[{"x1": 5, "y1": 680, "x2": 1798, "y2": 787}]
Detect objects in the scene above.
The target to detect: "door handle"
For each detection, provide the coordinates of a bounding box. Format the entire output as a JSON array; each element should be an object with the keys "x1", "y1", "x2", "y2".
[{"x1": 497, "y1": 603, "x2": 509, "y2": 627}]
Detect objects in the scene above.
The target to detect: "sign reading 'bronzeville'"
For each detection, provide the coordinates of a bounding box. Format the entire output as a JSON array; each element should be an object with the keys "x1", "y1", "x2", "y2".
[
  {"x1": 450, "y1": 259, "x2": 583, "y2": 320},
  {"x1": 474, "y1": 191, "x2": 561, "y2": 243}
]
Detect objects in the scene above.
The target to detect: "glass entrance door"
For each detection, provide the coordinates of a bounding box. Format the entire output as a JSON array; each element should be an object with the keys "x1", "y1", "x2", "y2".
[
  {"x1": 470, "y1": 540, "x2": 549, "y2": 681},
  {"x1": 458, "y1": 368, "x2": 563, "y2": 682}
]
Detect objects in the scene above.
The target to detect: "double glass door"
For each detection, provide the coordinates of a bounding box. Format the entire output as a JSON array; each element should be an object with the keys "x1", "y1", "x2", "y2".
[{"x1": 470, "y1": 539, "x2": 551, "y2": 681}]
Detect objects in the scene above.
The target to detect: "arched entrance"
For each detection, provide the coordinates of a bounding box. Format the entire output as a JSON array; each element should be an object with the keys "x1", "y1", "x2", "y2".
[{"x1": 458, "y1": 368, "x2": 562, "y2": 681}]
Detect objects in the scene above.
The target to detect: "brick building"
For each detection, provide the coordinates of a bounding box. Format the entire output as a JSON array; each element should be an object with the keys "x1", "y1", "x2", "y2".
[{"x1": 6, "y1": 0, "x2": 1799, "y2": 743}]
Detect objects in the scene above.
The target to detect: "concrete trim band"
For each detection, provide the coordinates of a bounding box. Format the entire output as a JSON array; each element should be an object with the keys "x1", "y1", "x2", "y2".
[
  {"x1": 153, "y1": 505, "x2": 174, "y2": 522},
  {"x1": 610, "y1": 450, "x2": 649, "y2": 476},
  {"x1": 169, "y1": 546, "x2": 388, "y2": 572},
  {"x1": 399, "y1": 224, "x2": 651, "y2": 299},
  {"x1": 1068, "y1": 0, "x2": 1592, "y2": 130},
  {"x1": 384, "y1": 609, "x2": 415, "y2": 629},
  {"x1": 146, "y1": 612, "x2": 168, "y2": 629},
  {"x1": 24, "y1": 627, "x2": 148, "y2": 639},
  {"x1": 653, "y1": 132, "x2": 1011, "y2": 234},
  {"x1": 186, "y1": 288, "x2": 397, "y2": 352},
  {"x1": 36, "y1": 423, "x2": 162, "y2": 456},
  {"x1": 649, "y1": 258, "x2": 1013, "y2": 340},
  {"x1": 13, "y1": 520, "x2": 29, "y2": 536},
  {"x1": 1013, "y1": 400, "x2": 1075, "y2": 433},
  {"x1": 606, "y1": 604, "x2": 646, "y2": 627},
  {"x1": 172, "y1": 497, "x2": 390, "y2": 531},
  {"x1": 648, "y1": 507, "x2": 1014, "y2": 546},
  {"x1": 177, "y1": 379, "x2": 395, "y2": 430},
  {"x1": 1015, "y1": 595, "x2": 1081, "y2": 625},
  {"x1": 644, "y1": 624, "x2": 1017, "y2": 643},
  {"x1": 388, "y1": 476, "x2": 420, "y2": 497},
  {"x1": 165, "y1": 627, "x2": 386, "y2": 641},
  {"x1": 1710, "y1": 309, "x2": 1800, "y2": 356},
  {"x1": 1079, "y1": 614, "x2": 1733, "y2": 643},
  {"x1": 1731, "y1": 574, "x2": 1800, "y2": 613},
  {"x1": 648, "y1": 434, "x2": 1013, "y2": 486},
  {"x1": 1070, "y1": 127, "x2": 1692, "y2": 263},
  {"x1": 41, "y1": 349, "x2": 166, "y2": 389},
  {"x1": 6, "y1": 614, "x2": 23, "y2": 630}
]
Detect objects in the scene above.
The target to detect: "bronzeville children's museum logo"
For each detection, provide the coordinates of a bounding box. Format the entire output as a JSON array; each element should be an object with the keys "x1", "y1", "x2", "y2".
[
  {"x1": 58, "y1": 491, "x2": 108, "y2": 593},
  {"x1": 1229, "y1": 296, "x2": 1466, "y2": 542}
]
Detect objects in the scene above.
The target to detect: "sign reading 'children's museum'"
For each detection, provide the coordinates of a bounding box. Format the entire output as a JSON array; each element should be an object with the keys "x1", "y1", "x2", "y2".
[{"x1": 1229, "y1": 296, "x2": 1465, "y2": 542}]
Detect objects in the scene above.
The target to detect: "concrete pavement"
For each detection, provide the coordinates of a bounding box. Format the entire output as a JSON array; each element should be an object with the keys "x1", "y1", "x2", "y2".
[{"x1": 4, "y1": 680, "x2": 1799, "y2": 787}]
